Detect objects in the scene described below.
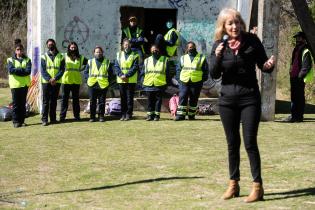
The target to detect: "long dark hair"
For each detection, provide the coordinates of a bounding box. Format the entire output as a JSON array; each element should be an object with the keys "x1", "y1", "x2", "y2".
[
  {"x1": 67, "y1": 41, "x2": 80, "y2": 58},
  {"x1": 185, "y1": 41, "x2": 196, "y2": 54}
]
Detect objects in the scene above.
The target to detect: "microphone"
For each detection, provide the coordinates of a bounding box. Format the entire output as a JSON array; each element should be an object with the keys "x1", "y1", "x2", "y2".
[{"x1": 222, "y1": 34, "x2": 229, "y2": 53}]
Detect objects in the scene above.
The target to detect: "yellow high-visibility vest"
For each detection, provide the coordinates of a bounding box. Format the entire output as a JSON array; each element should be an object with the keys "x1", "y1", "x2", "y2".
[
  {"x1": 164, "y1": 28, "x2": 180, "y2": 57},
  {"x1": 116, "y1": 51, "x2": 139, "y2": 84},
  {"x1": 180, "y1": 53, "x2": 205, "y2": 83},
  {"x1": 87, "y1": 58, "x2": 110, "y2": 89},
  {"x1": 62, "y1": 54, "x2": 85, "y2": 85},
  {"x1": 123, "y1": 27, "x2": 145, "y2": 54},
  {"x1": 302, "y1": 49, "x2": 314, "y2": 83},
  {"x1": 7, "y1": 57, "x2": 31, "y2": 88},
  {"x1": 143, "y1": 56, "x2": 168, "y2": 86},
  {"x1": 41, "y1": 52, "x2": 64, "y2": 83}
]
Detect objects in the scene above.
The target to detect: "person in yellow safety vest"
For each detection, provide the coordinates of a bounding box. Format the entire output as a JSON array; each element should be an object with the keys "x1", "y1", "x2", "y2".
[
  {"x1": 114, "y1": 39, "x2": 139, "y2": 121},
  {"x1": 283, "y1": 31, "x2": 314, "y2": 123},
  {"x1": 41, "y1": 39, "x2": 65, "y2": 126},
  {"x1": 7, "y1": 39, "x2": 32, "y2": 128},
  {"x1": 84, "y1": 46, "x2": 114, "y2": 122},
  {"x1": 175, "y1": 41, "x2": 209, "y2": 121},
  {"x1": 154, "y1": 19, "x2": 180, "y2": 57},
  {"x1": 122, "y1": 16, "x2": 145, "y2": 64},
  {"x1": 59, "y1": 42, "x2": 88, "y2": 122},
  {"x1": 140, "y1": 45, "x2": 171, "y2": 121}
]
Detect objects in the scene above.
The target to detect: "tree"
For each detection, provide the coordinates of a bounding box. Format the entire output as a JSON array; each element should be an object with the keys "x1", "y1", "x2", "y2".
[{"x1": 291, "y1": 0, "x2": 315, "y2": 58}]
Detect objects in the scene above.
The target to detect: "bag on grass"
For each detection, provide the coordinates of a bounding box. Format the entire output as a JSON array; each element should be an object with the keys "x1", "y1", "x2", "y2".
[
  {"x1": 108, "y1": 99, "x2": 121, "y2": 115},
  {"x1": 0, "y1": 106, "x2": 13, "y2": 121},
  {"x1": 169, "y1": 94, "x2": 179, "y2": 117}
]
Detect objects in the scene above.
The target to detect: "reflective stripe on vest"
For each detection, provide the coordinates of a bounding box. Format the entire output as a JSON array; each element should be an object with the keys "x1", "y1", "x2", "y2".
[
  {"x1": 143, "y1": 56, "x2": 168, "y2": 86},
  {"x1": 7, "y1": 57, "x2": 31, "y2": 88},
  {"x1": 116, "y1": 51, "x2": 139, "y2": 84},
  {"x1": 302, "y1": 49, "x2": 314, "y2": 83},
  {"x1": 41, "y1": 53, "x2": 64, "y2": 83},
  {"x1": 180, "y1": 54, "x2": 205, "y2": 83},
  {"x1": 62, "y1": 54, "x2": 84, "y2": 84},
  {"x1": 164, "y1": 28, "x2": 180, "y2": 57},
  {"x1": 123, "y1": 27, "x2": 145, "y2": 54},
  {"x1": 87, "y1": 58, "x2": 110, "y2": 89}
]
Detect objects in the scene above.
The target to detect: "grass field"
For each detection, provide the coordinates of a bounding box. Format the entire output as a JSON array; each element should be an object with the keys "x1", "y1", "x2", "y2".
[
  {"x1": 1, "y1": 109, "x2": 315, "y2": 209},
  {"x1": 1, "y1": 87, "x2": 315, "y2": 209}
]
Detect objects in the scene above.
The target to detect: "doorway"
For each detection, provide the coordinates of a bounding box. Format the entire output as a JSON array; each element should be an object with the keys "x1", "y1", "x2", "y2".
[{"x1": 120, "y1": 6, "x2": 177, "y2": 55}]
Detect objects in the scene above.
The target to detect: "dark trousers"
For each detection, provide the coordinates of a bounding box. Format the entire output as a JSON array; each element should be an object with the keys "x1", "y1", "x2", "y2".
[
  {"x1": 219, "y1": 95, "x2": 262, "y2": 183},
  {"x1": 11, "y1": 87, "x2": 28, "y2": 124},
  {"x1": 119, "y1": 83, "x2": 136, "y2": 116},
  {"x1": 290, "y1": 77, "x2": 305, "y2": 120},
  {"x1": 60, "y1": 84, "x2": 80, "y2": 119},
  {"x1": 89, "y1": 87, "x2": 107, "y2": 119},
  {"x1": 42, "y1": 83, "x2": 61, "y2": 122},
  {"x1": 146, "y1": 90, "x2": 164, "y2": 116},
  {"x1": 178, "y1": 82, "x2": 202, "y2": 116}
]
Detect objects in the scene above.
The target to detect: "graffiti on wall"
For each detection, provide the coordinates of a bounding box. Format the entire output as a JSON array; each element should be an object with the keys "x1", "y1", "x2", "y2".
[{"x1": 62, "y1": 16, "x2": 90, "y2": 48}]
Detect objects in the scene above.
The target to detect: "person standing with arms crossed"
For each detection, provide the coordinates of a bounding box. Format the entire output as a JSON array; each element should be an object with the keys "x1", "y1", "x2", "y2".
[
  {"x1": 60, "y1": 41, "x2": 88, "y2": 122},
  {"x1": 114, "y1": 39, "x2": 139, "y2": 121},
  {"x1": 210, "y1": 8, "x2": 275, "y2": 202},
  {"x1": 7, "y1": 39, "x2": 32, "y2": 128},
  {"x1": 41, "y1": 39, "x2": 65, "y2": 126}
]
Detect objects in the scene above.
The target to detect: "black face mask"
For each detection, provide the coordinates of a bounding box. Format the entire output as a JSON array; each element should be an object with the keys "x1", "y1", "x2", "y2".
[
  {"x1": 152, "y1": 52, "x2": 160, "y2": 58},
  {"x1": 188, "y1": 49, "x2": 197, "y2": 55},
  {"x1": 48, "y1": 45, "x2": 56, "y2": 51}
]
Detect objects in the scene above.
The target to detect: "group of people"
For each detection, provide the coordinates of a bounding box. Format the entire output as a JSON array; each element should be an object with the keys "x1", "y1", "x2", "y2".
[{"x1": 6, "y1": 7, "x2": 313, "y2": 203}]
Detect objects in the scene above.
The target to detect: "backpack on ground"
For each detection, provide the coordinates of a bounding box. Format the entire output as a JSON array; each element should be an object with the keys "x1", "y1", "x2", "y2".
[
  {"x1": 0, "y1": 106, "x2": 13, "y2": 121},
  {"x1": 108, "y1": 99, "x2": 121, "y2": 116},
  {"x1": 169, "y1": 94, "x2": 179, "y2": 117}
]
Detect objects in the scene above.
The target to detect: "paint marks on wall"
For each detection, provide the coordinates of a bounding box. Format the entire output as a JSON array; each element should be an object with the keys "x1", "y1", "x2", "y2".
[
  {"x1": 32, "y1": 47, "x2": 40, "y2": 76},
  {"x1": 63, "y1": 16, "x2": 90, "y2": 47}
]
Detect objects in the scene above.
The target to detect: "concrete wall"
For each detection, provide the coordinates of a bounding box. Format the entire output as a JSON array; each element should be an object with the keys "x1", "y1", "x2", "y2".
[{"x1": 53, "y1": 0, "x2": 236, "y2": 59}]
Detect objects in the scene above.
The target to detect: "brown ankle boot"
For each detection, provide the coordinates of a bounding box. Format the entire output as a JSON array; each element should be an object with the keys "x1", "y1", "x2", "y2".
[
  {"x1": 244, "y1": 182, "x2": 264, "y2": 203},
  {"x1": 222, "y1": 180, "x2": 240, "y2": 200}
]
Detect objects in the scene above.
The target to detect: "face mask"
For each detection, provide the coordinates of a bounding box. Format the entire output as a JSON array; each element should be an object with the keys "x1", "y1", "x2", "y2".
[
  {"x1": 188, "y1": 49, "x2": 197, "y2": 55},
  {"x1": 124, "y1": 48, "x2": 131, "y2": 53},
  {"x1": 48, "y1": 45, "x2": 56, "y2": 51},
  {"x1": 95, "y1": 54, "x2": 103, "y2": 59},
  {"x1": 69, "y1": 49, "x2": 77, "y2": 55},
  {"x1": 152, "y1": 52, "x2": 160, "y2": 58}
]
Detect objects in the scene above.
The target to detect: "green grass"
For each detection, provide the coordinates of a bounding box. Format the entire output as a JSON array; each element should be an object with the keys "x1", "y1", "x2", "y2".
[
  {"x1": 1, "y1": 111, "x2": 315, "y2": 209},
  {"x1": 0, "y1": 88, "x2": 11, "y2": 106}
]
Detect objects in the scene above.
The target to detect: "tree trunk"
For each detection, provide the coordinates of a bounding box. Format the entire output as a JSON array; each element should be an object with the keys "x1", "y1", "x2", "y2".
[{"x1": 291, "y1": 0, "x2": 315, "y2": 58}]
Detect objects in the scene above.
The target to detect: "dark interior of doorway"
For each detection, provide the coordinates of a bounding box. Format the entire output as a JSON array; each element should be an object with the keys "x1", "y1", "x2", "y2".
[{"x1": 120, "y1": 6, "x2": 177, "y2": 54}]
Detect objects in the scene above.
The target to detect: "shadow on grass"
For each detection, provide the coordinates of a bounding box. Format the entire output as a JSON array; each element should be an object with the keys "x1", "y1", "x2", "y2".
[
  {"x1": 276, "y1": 100, "x2": 315, "y2": 114},
  {"x1": 36, "y1": 176, "x2": 204, "y2": 195},
  {"x1": 265, "y1": 187, "x2": 315, "y2": 201}
]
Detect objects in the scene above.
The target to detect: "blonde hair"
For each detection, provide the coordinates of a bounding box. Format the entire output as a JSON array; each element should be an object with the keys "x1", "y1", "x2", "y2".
[{"x1": 214, "y1": 8, "x2": 246, "y2": 41}]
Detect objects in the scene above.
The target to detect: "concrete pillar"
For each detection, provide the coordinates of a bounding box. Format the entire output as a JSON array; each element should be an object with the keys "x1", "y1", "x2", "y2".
[
  {"x1": 237, "y1": 0, "x2": 254, "y2": 31},
  {"x1": 257, "y1": 0, "x2": 280, "y2": 121}
]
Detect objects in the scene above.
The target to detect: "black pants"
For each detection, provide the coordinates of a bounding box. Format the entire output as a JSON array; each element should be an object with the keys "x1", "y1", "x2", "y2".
[
  {"x1": 60, "y1": 84, "x2": 80, "y2": 119},
  {"x1": 177, "y1": 82, "x2": 202, "y2": 117},
  {"x1": 290, "y1": 77, "x2": 305, "y2": 120},
  {"x1": 119, "y1": 83, "x2": 136, "y2": 117},
  {"x1": 146, "y1": 90, "x2": 164, "y2": 116},
  {"x1": 219, "y1": 94, "x2": 262, "y2": 183},
  {"x1": 89, "y1": 87, "x2": 107, "y2": 119},
  {"x1": 11, "y1": 87, "x2": 28, "y2": 124},
  {"x1": 42, "y1": 83, "x2": 61, "y2": 122}
]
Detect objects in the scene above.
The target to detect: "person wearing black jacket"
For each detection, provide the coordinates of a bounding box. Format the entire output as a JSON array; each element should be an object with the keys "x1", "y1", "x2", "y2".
[
  {"x1": 210, "y1": 8, "x2": 275, "y2": 203},
  {"x1": 41, "y1": 39, "x2": 65, "y2": 126},
  {"x1": 283, "y1": 31, "x2": 313, "y2": 122}
]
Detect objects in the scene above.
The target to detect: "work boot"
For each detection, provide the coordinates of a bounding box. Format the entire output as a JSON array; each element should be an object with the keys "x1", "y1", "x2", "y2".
[
  {"x1": 244, "y1": 182, "x2": 264, "y2": 203},
  {"x1": 120, "y1": 114, "x2": 125, "y2": 121},
  {"x1": 42, "y1": 121, "x2": 48, "y2": 126},
  {"x1": 146, "y1": 115, "x2": 154, "y2": 121},
  {"x1": 174, "y1": 115, "x2": 185, "y2": 121},
  {"x1": 222, "y1": 180, "x2": 240, "y2": 200},
  {"x1": 154, "y1": 115, "x2": 160, "y2": 121},
  {"x1": 13, "y1": 123, "x2": 21, "y2": 128},
  {"x1": 99, "y1": 117, "x2": 105, "y2": 122},
  {"x1": 125, "y1": 114, "x2": 132, "y2": 121}
]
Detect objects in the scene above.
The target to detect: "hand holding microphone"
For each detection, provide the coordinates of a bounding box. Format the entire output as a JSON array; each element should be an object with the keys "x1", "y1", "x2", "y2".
[{"x1": 215, "y1": 34, "x2": 229, "y2": 58}]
